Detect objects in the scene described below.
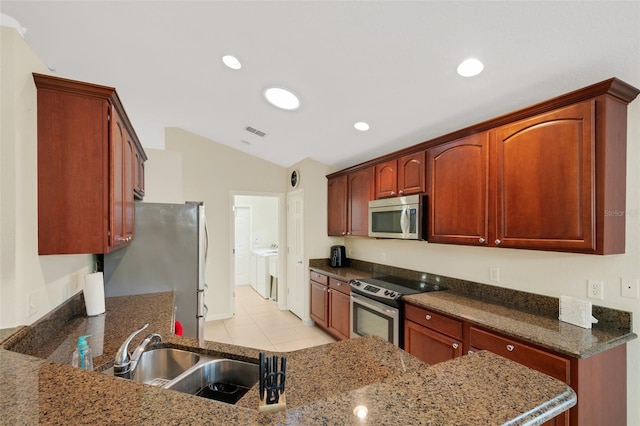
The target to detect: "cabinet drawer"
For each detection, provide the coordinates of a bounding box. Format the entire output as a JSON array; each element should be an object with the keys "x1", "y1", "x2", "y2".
[
  {"x1": 329, "y1": 278, "x2": 350, "y2": 295},
  {"x1": 404, "y1": 303, "x2": 463, "y2": 340},
  {"x1": 469, "y1": 327, "x2": 570, "y2": 383},
  {"x1": 310, "y1": 271, "x2": 328, "y2": 286}
]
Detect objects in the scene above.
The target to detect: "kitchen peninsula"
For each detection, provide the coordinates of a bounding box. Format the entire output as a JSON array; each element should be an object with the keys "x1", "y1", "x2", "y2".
[{"x1": 1, "y1": 292, "x2": 575, "y2": 425}]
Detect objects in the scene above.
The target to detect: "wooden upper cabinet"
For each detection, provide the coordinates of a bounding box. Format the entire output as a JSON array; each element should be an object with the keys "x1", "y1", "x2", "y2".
[
  {"x1": 34, "y1": 73, "x2": 145, "y2": 255},
  {"x1": 347, "y1": 167, "x2": 375, "y2": 236},
  {"x1": 397, "y1": 151, "x2": 426, "y2": 196},
  {"x1": 327, "y1": 167, "x2": 374, "y2": 237},
  {"x1": 328, "y1": 78, "x2": 638, "y2": 253},
  {"x1": 493, "y1": 101, "x2": 596, "y2": 252},
  {"x1": 375, "y1": 152, "x2": 426, "y2": 199},
  {"x1": 375, "y1": 159, "x2": 398, "y2": 198},
  {"x1": 428, "y1": 134, "x2": 489, "y2": 245},
  {"x1": 327, "y1": 175, "x2": 348, "y2": 236}
]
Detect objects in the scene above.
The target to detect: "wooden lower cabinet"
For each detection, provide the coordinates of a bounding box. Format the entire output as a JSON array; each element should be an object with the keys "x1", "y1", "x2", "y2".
[
  {"x1": 310, "y1": 275, "x2": 328, "y2": 327},
  {"x1": 404, "y1": 303, "x2": 463, "y2": 364},
  {"x1": 404, "y1": 302, "x2": 627, "y2": 426},
  {"x1": 309, "y1": 271, "x2": 351, "y2": 341},
  {"x1": 404, "y1": 320, "x2": 462, "y2": 365},
  {"x1": 327, "y1": 278, "x2": 351, "y2": 340}
]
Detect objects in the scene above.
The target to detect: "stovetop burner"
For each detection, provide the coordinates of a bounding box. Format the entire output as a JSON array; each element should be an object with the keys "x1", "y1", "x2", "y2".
[{"x1": 349, "y1": 275, "x2": 445, "y2": 307}]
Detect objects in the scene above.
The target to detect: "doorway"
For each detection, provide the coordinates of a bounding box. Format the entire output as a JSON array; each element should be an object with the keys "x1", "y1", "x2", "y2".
[{"x1": 231, "y1": 194, "x2": 282, "y2": 315}]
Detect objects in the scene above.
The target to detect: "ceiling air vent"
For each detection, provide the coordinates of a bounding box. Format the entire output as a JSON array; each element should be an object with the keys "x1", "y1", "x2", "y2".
[{"x1": 245, "y1": 126, "x2": 266, "y2": 137}]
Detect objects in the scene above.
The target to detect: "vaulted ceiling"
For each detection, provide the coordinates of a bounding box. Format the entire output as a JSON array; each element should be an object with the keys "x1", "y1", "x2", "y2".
[{"x1": 3, "y1": 1, "x2": 639, "y2": 169}]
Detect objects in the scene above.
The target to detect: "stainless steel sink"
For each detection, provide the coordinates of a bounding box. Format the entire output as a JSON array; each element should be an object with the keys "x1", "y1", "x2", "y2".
[
  {"x1": 132, "y1": 348, "x2": 200, "y2": 386},
  {"x1": 104, "y1": 347, "x2": 259, "y2": 404},
  {"x1": 166, "y1": 359, "x2": 259, "y2": 404}
]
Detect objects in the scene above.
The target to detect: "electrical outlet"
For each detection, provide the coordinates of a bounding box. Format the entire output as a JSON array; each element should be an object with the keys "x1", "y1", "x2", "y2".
[
  {"x1": 489, "y1": 267, "x2": 500, "y2": 282},
  {"x1": 587, "y1": 280, "x2": 604, "y2": 300},
  {"x1": 621, "y1": 278, "x2": 639, "y2": 299},
  {"x1": 28, "y1": 292, "x2": 39, "y2": 317}
]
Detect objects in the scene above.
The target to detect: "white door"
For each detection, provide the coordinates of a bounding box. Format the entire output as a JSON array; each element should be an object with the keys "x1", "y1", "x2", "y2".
[
  {"x1": 287, "y1": 190, "x2": 305, "y2": 319},
  {"x1": 234, "y1": 206, "x2": 251, "y2": 286}
]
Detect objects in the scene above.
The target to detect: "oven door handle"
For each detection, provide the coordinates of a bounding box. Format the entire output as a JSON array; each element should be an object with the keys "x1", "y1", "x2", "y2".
[{"x1": 351, "y1": 293, "x2": 399, "y2": 318}]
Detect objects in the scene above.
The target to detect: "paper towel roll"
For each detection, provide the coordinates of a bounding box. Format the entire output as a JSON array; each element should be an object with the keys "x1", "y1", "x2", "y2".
[{"x1": 84, "y1": 272, "x2": 106, "y2": 316}]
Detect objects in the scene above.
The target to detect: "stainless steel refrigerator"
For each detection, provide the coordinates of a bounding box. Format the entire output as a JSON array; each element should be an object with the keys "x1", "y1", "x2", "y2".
[{"x1": 102, "y1": 202, "x2": 207, "y2": 339}]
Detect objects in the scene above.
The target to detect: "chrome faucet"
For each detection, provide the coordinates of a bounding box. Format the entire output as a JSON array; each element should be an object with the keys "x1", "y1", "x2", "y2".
[{"x1": 113, "y1": 323, "x2": 162, "y2": 379}]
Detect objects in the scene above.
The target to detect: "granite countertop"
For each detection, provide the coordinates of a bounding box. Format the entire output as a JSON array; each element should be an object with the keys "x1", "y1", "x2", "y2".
[
  {"x1": 404, "y1": 291, "x2": 635, "y2": 358},
  {"x1": 309, "y1": 261, "x2": 635, "y2": 359},
  {"x1": 0, "y1": 292, "x2": 576, "y2": 425}
]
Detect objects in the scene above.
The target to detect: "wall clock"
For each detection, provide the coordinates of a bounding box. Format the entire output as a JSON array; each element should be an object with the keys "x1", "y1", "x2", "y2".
[{"x1": 290, "y1": 169, "x2": 300, "y2": 188}]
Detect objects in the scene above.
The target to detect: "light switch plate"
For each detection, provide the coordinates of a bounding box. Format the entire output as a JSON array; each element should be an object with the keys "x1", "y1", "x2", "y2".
[{"x1": 559, "y1": 295, "x2": 594, "y2": 329}]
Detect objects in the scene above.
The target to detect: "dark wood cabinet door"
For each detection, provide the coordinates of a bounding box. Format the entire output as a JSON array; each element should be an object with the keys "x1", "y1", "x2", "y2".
[
  {"x1": 493, "y1": 101, "x2": 595, "y2": 252},
  {"x1": 398, "y1": 151, "x2": 426, "y2": 196},
  {"x1": 110, "y1": 106, "x2": 126, "y2": 251},
  {"x1": 375, "y1": 159, "x2": 397, "y2": 199},
  {"x1": 310, "y1": 280, "x2": 328, "y2": 327},
  {"x1": 348, "y1": 167, "x2": 374, "y2": 236},
  {"x1": 327, "y1": 175, "x2": 348, "y2": 236},
  {"x1": 404, "y1": 320, "x2": 462, "y2": 365},
  {"x1": 427, "y1": 133, "x2": 489, "y2": 245},
  {"x1": 35, "y1": 86, "x2": 109, "y2": 255},
  {"x1": 124, "y1": 130, "x2": 135, "y2": 241},
  {"x1": 328, "y1": 287, "x2": 350, "y2": 340}
]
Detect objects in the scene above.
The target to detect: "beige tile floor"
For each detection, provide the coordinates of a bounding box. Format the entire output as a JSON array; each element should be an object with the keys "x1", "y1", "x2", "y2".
[{"x1": 204, "y1": 285, "x2": 336, "y2": 352}]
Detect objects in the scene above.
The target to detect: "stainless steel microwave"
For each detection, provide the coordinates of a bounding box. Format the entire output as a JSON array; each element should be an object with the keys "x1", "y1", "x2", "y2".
[{"x1": 368, "y1": 194, "x2": 426, "y2": 240}]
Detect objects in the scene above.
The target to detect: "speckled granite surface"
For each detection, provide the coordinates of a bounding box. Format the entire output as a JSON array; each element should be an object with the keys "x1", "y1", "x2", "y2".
[
  {"x1": 309, "y1": 259, "x2": 635, "y2": 358},
  {"x1": 0, "y1": 292, "x2": 575, "y2": 425}
]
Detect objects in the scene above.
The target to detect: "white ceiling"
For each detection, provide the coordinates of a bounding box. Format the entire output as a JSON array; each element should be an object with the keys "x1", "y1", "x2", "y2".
[{"x1": 3, "y1": 1, "x2": 639, "y2": 170}]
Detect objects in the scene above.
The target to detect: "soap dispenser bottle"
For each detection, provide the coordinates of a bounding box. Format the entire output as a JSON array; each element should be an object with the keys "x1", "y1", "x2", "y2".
[{"x1": 72, "y1": 334, "x2": 94, "y2": 371}]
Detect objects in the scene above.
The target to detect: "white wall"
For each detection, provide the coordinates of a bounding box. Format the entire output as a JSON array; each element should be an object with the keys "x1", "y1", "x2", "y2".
[
  {"x1": 0, "y1": 27, "x2": 93, "y2": 328},
  {"x1": 235, "y1": 195, "x2": 279, "y2": 249},
  {"x1": 343, "y1": 97, "x2": 640, "y2": 424},
  {"x1": 164, "y1": 127, "x2": 287, "y2": 320},
  {"x1": 142, "y1": 148, "x2": 183, "y2": 203}
]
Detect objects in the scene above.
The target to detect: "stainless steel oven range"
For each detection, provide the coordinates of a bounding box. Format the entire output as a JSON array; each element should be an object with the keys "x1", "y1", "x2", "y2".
[{"x1": 349, "y1": 276, "x2": 444, "y2": 348}]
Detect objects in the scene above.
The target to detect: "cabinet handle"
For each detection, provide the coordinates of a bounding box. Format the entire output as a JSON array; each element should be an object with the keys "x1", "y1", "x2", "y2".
[
  {"x1": 452, "y1": 343, "x2": 459, "y2": 349},
  {"x1": 342, "y1": 232, "x2": 346, "y2": 235},
  {"x1": 479, "y1": 237, "x2": 485, "y2": 243},
  {"x1": 327, "y1": 289, "x2": 331, "y2": 293},
  {"x1": 468, "y1": 350, "x2": 475, "y2": 355},
  {"x1": 391, "y1": 191, "x2": 396, "y2": 196},
  {"x1": 425, "y1": 315, "x2": 432, "y2": 320},
  {"x1": 336, "y1": 282, "x2": 342, "y2": 286},
  {"x1": 398, "y1": 190, "x2": 404, "y2": 195},
  {"x1": 506, "y1": 344, "x2": 515, "y2": 352},
  {"x1": 495, "y1": 239, "x2": 502, "y2": 245}
]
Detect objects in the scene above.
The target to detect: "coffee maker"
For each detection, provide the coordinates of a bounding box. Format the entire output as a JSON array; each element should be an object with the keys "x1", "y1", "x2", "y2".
[{"x1": 330, "y1": 245, "x2": 348, "y2": 268}]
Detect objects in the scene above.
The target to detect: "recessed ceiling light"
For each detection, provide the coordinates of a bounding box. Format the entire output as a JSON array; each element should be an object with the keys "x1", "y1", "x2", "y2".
[
  {"x1": 222, "y1": 55, "x2": 242, "y2": 70},
  {"x1": 263, "y1": 87, "x2": 300, "y2": 111},
  {"x1": 457, "y1": 58, "x2": 484, "y2": 77},
  {"x1": 354, "y1": 122, "x2": 370, "y2": 131}
]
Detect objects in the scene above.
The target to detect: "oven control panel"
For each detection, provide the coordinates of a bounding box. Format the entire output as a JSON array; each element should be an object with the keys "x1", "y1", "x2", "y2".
[{"x1": 350, "y1": 280, "x2": 399, "y2": 300}]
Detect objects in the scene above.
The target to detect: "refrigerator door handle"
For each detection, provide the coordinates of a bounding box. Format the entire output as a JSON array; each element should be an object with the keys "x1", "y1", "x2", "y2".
[{"x1": 197, "y1": 289, "x2": 205, "y2": 317}]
